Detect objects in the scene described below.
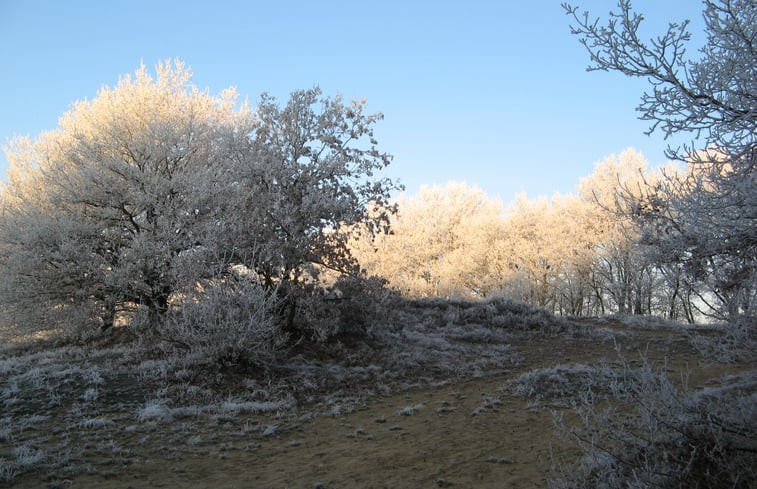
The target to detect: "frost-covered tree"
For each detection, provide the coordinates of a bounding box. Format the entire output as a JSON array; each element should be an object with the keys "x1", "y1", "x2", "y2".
[
  {"x1": 578, "y1": 150, "x2": 671, "y2": 317},
  {"x1": 352, "y1": 182, "x2": 508, "y2": 299},
  {"x1": 221, "y1": 89, "x2": 396, "y2": 288},
  {"x1": 501, "y1": 195, "x2": 563, "y2": 309},
  {"x1": 0, "y1": 61, "x2": 247, "y2": 332},
  {"x1": 0, "y1": 60, "x2": 397, "y2": 337},
  {"x1": 549, "y1": 194, "x2": 602, "y2": 316},
  {"x1": 565, "y1": 0, "x2": 756, "y2": 322},
  {"x1": 499, "y1": 193, "x2": 598, "y2": 315}
]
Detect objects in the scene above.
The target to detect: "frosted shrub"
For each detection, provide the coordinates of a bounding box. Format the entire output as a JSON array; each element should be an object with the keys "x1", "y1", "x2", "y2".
[
  {"x1": 485, "y1": 297, "x2": 569, "y2": 333},
  {"x1": 691, "y1": 320, "x2": 756, "y2": 363},
  {"x1": 397, "y1": 403, "x2": 424, "y2": 416},
  {"x1": 219, "y1": 400, "x2": 290, "y2": 414},
  {"x1": 402, "y1": 296, "x2": 569, "y2": 334},
  {"x1": 136, "y1": 399, "x2": 173, "y2": 423},
  {"x1": 551, "y1": 362, "x2": 757, "y2": 489},
  {"x1": 503, "y1": 363, "x2": 635, "y2": 406},
  {"x1": 294, "y1": 274, "x2": 393, "y2": 342},
  {"x1": 0, "y1": 445, "x2": 44, "y2": 482},
  {"x1": 160, "y1": 279, "x2": 284, "y2": 367},
  {"x1": 606, "y1": 313, "x2": 685, "y2": 330}
]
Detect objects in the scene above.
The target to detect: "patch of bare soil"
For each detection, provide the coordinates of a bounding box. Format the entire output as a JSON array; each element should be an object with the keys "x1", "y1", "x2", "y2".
[
  {"x1": 5, "y1": 318, "x2": 754, "y2": 489},
  {"x1": 57, "y1": 377, "x2": 560, "y2": 489}
]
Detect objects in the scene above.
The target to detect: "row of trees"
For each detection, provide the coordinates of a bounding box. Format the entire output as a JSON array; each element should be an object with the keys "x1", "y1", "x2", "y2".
[
  {"x1": 351, "y1": 151, "x2": 706, "y2": 321},
  {"x1": 554, "y1": 4, "x2": 756, "y2": 487},
  {"x1": 564, "y1": 0, "x2": 756, "y2": 324},
  {"x1": 0, "y1": 0, "x2": 753, "y2": 343},
  {"x1": 351, "y1": 0, "x2": 755, "y2": 325}
]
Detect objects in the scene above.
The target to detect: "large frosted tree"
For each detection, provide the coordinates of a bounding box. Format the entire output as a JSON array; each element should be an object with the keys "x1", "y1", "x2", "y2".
[
  {"x1": 0, "y1": 61, "x2": 397, "y2": 336},
  {"x1": 565, "y1": 0, "x2": 756, "y2": 321}
]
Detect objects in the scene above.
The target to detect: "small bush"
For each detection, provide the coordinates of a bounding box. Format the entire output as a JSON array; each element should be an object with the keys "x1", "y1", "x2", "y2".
[
  {"x1": 396, "y1": 295, "x2": 569, "y2": 334},
  {"x1": 550, "y1": 360, "x2": 757, "y2": 489},
  {"x1": 158, "y1": 279, "x2": 285, "y2": 368},
  {"x1": 292, "y1": 274, "x2": 392, "y2": 342},
  {"x1": 0, "y1": 445, "x2": 44, "y2": 482},
  {"x1": 502, "y1": 363, "x2": 637, "y2": 406},
  {"x1": 136, "y1": 399, "x2": 173, "y2": 423},
  {"x1": 691, "y1": 321, "x2": 757, "y2": 363},
  {"x1": 605, "y1": 313, "x2": 687, "y2": 330}
]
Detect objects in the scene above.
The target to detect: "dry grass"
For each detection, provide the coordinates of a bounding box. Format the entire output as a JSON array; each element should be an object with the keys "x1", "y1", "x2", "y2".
[{"x1": 1, "y1": 301, "x2": 754, "y2": 487}]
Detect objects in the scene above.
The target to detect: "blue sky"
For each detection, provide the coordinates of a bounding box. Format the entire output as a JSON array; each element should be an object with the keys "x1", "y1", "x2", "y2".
[{"x1": 0, "y1": 1, "x2": 704, "y2": 201}]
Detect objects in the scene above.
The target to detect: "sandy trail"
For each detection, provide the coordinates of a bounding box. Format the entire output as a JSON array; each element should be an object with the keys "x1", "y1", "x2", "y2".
[
  {"x1": 9, "y1": 324, "x2": 749, "y2": 489},
  {"x1": 63, "y1": 375, "x2": 565, "y2": 489}
]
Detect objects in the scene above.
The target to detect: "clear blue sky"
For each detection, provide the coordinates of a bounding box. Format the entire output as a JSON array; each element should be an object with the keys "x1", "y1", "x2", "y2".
[{"x1": 0, "y1": 0, "x2": 705, "y2": 201}]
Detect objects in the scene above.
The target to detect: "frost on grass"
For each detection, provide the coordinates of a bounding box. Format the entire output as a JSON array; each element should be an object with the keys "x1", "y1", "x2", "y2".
[
  {"x1": 502, "y1": 362, "x2": 641, "y2": 407},
  {"x1": 690, "y1": 321, "x2": 757, "y2": 363},
  {"x1": 81, "y1": 387, "x2": 98, "y2": 402},
  {"x1": 0, "y1": 291, "x2": 570, "y2": 482},
  {"x1": 397, "y1": 403, "x2": 424, "y2": 416},
  {"x1": 395, "y1": 296, "x2": 571, "y2": 335},
  {"x1": 471, "y1": 395, "x2": 502, "y2": 416},
  {"x1": 550, "y1": 363, "x2": 757, "y2": 489},
  {"x1": 604, "y1": 313, "x2": 689, "y2": 330},
  {"x1": 136, "y1": 399, "x2": 174, "y2": 423},
  {"x1": 78, "y1": 417, "x2": 113, "y2": 429},
  {"x1": 261, "y1": 424, "x2": 278, "y2": 437},
  {"x1": 219, "y1": 400, "x2": 292, "y2": 415},
  {"x1": 0, "y1": 445, "x2": 44, "y2": 482}
]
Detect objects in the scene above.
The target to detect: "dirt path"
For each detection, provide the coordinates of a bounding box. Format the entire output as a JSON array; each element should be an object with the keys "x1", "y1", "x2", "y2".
[
  {"x1": 47, "y1": 375, "x2": 564, "y2": 489},
  {"x1": 8, "y1": 324, "x2": 751, "y2": 489}
]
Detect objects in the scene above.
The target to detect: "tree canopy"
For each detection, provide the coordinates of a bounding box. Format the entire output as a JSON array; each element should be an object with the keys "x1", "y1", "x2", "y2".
[
  {"x1": 0, "y1": 60, "x2": 399, "y2": 338},
  {"x1": 564, "y1": 0, "x2": 756, "y2": 322}
]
